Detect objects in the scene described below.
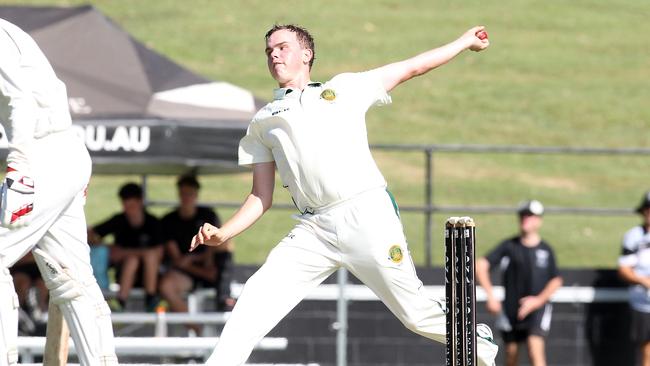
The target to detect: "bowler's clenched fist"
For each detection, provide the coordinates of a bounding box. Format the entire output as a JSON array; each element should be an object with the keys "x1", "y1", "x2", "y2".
[{"x1": 190, "y1": 222, "x2": 228, "y2": 251}]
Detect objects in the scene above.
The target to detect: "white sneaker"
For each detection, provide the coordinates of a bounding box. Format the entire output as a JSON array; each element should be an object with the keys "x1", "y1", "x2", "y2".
[{"x1": 476, "y1": 323, "x2": 498, "y2": 366}]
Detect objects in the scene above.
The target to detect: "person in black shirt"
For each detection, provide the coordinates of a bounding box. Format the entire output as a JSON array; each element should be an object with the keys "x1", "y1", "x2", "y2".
[
  {"x1": 159, "y1": 174, "x2": 235, "y2": 322},
  {"x1": 476, "y1": 200, "x2": 563, "y2": 366},
  {"x1": 88, "y1": 183, "x2": 164, "y2": 311}
]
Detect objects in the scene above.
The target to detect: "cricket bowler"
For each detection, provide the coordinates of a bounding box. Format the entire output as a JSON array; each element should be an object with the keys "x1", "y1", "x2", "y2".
[
  {"x1": 192, "y1": 24, "x2": 498, "y2": 366},
  {"x1": 0, "y1": 19, "x2": 117, "y2": 366}
]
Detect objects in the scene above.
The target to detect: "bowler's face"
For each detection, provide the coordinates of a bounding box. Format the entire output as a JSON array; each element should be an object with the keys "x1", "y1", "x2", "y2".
[{"x1": 265, "y1": 30, "x2": 309, "y2": 85}]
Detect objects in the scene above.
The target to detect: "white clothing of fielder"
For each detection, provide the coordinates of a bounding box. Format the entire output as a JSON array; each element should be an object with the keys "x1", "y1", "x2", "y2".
[
  {"x1": 0, "y1": 19, "x2": 117, "y2": 366},
  {"x1": 206, "y1": 72, "x2": 497, "y2": 365},
  {"x1": 619, "y1": 225, "x2": 650, "y2": 313}
]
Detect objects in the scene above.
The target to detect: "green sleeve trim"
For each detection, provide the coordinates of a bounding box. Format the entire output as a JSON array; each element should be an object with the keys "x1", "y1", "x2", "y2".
[{"x1": 386, "y1": 189, "x2": 400, "y2": 218}]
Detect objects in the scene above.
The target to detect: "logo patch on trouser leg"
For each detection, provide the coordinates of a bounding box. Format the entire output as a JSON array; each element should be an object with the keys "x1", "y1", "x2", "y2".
[{"x1": 388, "y1": 245, "x2": 404, "y2": 263}]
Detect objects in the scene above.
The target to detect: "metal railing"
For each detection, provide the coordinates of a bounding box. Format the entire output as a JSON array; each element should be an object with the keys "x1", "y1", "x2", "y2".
[
  {"x1": 17, "y1": 336, "x2": 288, "y2": 363},
  {"x1": 372, "y1": 143, "x2": 650, "y2": 266},
  {"x1": 144, "y1": 143, "x2": 650, "y2": 267}
]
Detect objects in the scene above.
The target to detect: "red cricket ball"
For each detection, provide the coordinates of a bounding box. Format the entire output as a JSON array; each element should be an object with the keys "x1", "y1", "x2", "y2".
[{"x1": 476, "y1": 30, "x2": 488, "y2": 40}]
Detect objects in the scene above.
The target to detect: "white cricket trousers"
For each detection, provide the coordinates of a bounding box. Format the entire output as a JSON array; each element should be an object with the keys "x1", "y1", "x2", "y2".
[
  {"x1": 0, "y1": 130, "x2": 92, "y2": 281},
  {"x1": 0, "y1": 129, "x2": 117, "y2": 366},
  {"x1": 206, "y1": 188, "x2": 497, "y2": 366}
]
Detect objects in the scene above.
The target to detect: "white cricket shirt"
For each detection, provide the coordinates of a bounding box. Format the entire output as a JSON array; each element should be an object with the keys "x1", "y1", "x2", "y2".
[
  {"x1": 619, "y1": 225, "x2": 650, "y2": 312},
  {"x1": 0, "y1": 19, "x2": 72, "y2": 171},
  {"x1": 239, "y1": 71, "x2": 391, "y2": 213}
]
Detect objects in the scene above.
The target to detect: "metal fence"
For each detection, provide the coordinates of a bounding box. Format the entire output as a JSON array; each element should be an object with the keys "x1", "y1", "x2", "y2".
[{"x1": 145, "y1": 143, "x2": 650, "y2": 267}]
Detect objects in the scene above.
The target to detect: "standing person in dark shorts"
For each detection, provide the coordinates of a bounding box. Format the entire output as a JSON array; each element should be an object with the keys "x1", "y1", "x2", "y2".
[
  {"x1": 618, "y1": 191, "x2": 650, "y2": 366},
  {"x1": 476, "y1": 200, "x2": 563, "y2": 366},
  {"x1": 159, "y1": 174, "x2": 235, "y2": 320},
  {"x1": 88, "y1": 183, "x2": 164, "y2": 311}
]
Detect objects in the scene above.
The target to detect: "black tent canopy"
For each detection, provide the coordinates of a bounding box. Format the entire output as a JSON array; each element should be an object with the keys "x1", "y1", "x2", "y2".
[{"x1": 0, "y1": 5, "x2": 263, "y2": 174}]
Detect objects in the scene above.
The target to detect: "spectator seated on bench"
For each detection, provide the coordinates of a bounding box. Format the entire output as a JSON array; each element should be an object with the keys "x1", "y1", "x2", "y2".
[
  {"x1": 88, "y1": 182, "x2": 164, "y2": 312},
  {"x1": 159, "y1": 175, "x2": 236, "y2": 332}
]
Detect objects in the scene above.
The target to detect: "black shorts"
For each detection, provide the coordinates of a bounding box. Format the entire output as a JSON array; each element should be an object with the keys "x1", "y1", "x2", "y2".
[
  {"x1": 502, "y1": 328, "x2": 547, "y2": 343},
  {"x1": 631, "y1": 309, "x2": 650, "y2": 344},
  {"x1": 501, "y1": 304, "x2": 553, "y2": 343}
]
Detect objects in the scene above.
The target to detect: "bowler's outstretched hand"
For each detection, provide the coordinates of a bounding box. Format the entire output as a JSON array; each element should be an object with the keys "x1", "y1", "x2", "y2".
[{"x1": 463, "y1": 26, "x2": 490, "y2": 52}]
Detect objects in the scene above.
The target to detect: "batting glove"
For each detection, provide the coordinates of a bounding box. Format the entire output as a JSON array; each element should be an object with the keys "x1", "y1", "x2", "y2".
[{"x1": 0, "y1": 168, "x2": 35, "y2": 228}]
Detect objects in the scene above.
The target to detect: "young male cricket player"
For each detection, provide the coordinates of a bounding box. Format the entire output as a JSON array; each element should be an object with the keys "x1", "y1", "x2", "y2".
[
  {"x1": 192, "y1": 24, "x2": 498, "y2": 365},
  {"x1": 0, "y1": 19, "x2": 117, "y2": 366}
]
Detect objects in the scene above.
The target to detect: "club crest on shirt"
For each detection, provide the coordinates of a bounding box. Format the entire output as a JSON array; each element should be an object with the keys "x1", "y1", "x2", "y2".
[
  {"x1": 388, "y1": 245, "x2": 404, "y2": 264},
  {"x1": 320, "y1": 89, "x2": 336, "y2": 101}
]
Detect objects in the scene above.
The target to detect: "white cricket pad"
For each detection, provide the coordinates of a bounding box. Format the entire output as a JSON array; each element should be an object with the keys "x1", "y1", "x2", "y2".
[
  {"x1": 33, "y1": 249, "x2": 118, "y2": 366},
  {"x1": 33, "y1": 249, "x2": 82, "y2": 303}
]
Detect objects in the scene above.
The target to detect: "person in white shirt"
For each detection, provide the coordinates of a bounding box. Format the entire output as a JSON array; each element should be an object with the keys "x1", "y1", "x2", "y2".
[
  {"x1": 0, "y1": 19, "x2": 117, "y2": 366},
  {"x1": 619, "y1": 192, "x2": 650, "y2": 366},
  {"x1": 191, "y1": 24, "x2": 497, "y2": 366}
]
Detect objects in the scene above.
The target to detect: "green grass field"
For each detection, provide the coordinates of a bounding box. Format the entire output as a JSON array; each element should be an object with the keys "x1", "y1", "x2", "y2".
[{"x1": 5, "y1": 0, "x2": 650, "y2": 268}]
